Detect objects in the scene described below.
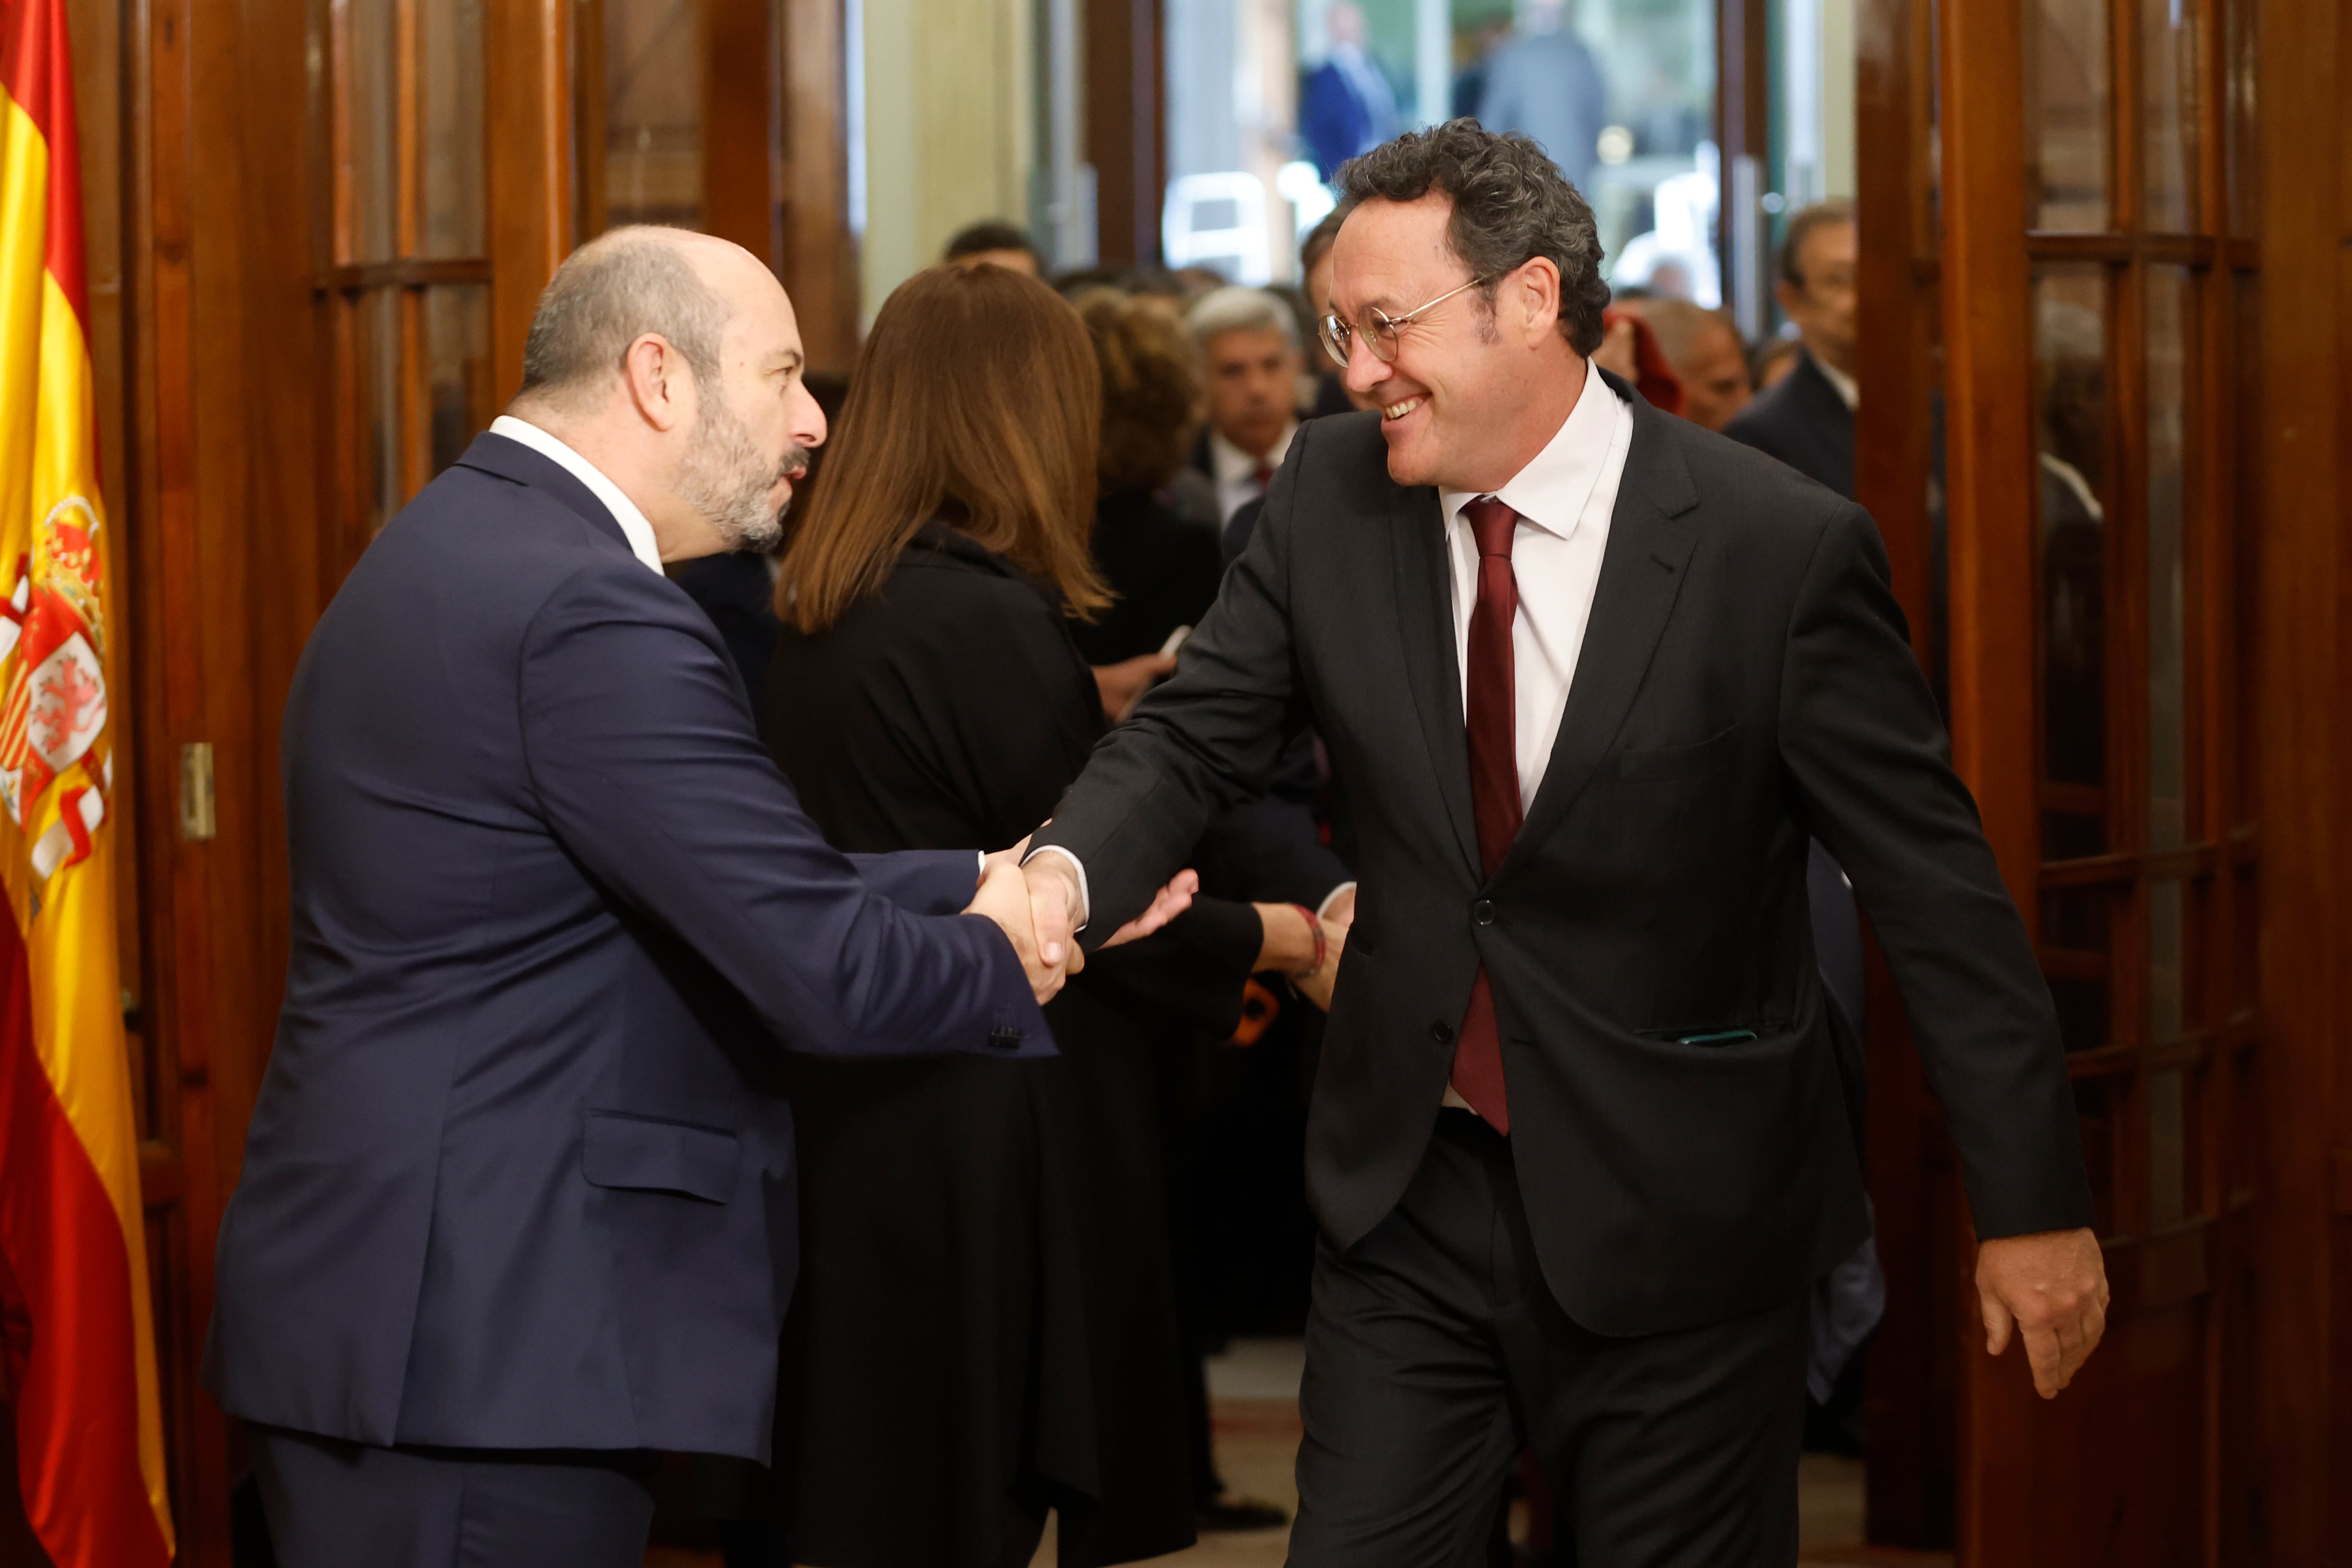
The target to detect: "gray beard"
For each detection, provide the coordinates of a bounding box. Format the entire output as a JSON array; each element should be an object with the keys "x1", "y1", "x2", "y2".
[{"x1": 677, "y1": 394, "x2": 803, "y2": 554}]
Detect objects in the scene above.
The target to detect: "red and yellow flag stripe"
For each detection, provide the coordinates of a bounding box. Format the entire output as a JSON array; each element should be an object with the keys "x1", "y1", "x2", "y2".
[{"x1": 0, "y1": 0, "x2": 172, "y2": 1562}]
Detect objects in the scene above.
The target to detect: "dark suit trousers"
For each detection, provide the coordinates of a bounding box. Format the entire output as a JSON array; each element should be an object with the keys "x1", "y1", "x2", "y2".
[
  {"x1": 251, "y1": 1426, "x2": 657, "y2": 1568},
  {"x1": 1288, "y1": 1112, "x2": 1809, "y2": 1568}
]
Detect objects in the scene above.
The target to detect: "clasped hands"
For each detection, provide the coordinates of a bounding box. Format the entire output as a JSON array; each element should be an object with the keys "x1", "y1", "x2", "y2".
[{"x1": 964, "y1": 838, "x2": 1197, "y2": 1003}]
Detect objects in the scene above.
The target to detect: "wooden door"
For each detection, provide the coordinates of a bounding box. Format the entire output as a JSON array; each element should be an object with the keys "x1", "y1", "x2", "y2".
[
  {"x1": 1860, "y1": 0, "x2": 2266, "y2": 1559},
  {"x1": 578, "y1": 0, "x2": 860, "y2": 371}
]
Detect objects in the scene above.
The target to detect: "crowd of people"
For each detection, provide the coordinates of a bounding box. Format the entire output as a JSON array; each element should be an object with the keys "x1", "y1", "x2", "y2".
[{"x1": 207, "y1": 122, "x2": 2104, "y2": 1568}]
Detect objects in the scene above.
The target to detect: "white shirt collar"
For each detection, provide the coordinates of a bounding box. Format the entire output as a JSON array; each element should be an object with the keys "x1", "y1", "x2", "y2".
[
  {"x1": 1440, "y1": 356, "x2": 1620, "y2": 539},
  {"x1": 489, "y1": 415, "x2": 665, "y2": 575},
  {"x1": 1810, "y1": 351, "x2": 1859, "y2": 411},
  {"x1": 1208, "y1": 422, "x2": 1297, "y2": 487}
]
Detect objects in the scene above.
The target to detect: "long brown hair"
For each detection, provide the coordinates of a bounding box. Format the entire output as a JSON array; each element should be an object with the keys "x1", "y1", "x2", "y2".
[{"x1": 778, "y1": 264, "x2": 1109, "y2": 632}]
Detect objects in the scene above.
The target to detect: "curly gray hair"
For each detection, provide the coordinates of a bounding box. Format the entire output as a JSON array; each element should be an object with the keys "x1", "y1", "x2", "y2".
[{"x1": 1335, "y1": 120, "x2": 1610, "y2": 357}]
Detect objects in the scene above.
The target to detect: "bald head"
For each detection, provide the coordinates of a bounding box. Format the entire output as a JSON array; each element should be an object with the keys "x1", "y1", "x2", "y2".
[
  {"x1": 1621, "y1": 297, "x2": 1752, "y2": 433},
  {"x1": 506, "y1": 226, "x2": 826, "y2": 562},
  {"x1": 520, "y1": 227, "x2": 759, "y2": 411}
]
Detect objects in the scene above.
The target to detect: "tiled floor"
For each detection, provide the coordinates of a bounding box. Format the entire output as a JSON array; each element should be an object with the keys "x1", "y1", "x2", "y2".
[{"x1": 649, "y1": 1338, "x2": 1951, "y2": 1568}]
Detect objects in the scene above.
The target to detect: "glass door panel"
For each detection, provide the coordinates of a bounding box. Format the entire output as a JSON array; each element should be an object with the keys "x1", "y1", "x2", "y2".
[
  {"x1": 2140, "y1": 0, "x2": 2198, "y2": 231},
  {"x1": 2025, "y1": 0, "x2": 2108, "y2": 229},
  {"x1": 2145, "y1": 263, "x2": 2192, "y2": 852}
]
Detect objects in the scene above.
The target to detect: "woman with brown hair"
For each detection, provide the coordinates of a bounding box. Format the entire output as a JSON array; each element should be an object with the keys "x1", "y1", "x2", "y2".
[{"x1": 758, "y1": 264, "x2": 1332, "y2": 1568}]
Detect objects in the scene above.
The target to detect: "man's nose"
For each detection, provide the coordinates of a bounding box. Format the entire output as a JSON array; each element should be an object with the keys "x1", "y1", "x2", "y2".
[
  {"x1": 1342, "y1": 338, "x2": 1390, "y2": 397},
  {"x1": 789, "y1": 380, "x2": 827, "y2": 449}
]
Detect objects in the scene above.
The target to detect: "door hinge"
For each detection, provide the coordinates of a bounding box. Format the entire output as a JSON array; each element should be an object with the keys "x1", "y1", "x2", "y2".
[{"x1": 178, "y1": 741, "x2": 216, "y2": 841}]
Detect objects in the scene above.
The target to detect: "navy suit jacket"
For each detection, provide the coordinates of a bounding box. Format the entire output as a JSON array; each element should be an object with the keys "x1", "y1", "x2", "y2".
[{"x1": 204, "y1": 433, "x2": 1047, "y2": 1462}]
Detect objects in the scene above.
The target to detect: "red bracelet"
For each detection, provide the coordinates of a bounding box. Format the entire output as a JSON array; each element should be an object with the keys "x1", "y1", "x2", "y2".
[{"x1": 1290, "y1": 903, "x2": 1326, "y2": 979}]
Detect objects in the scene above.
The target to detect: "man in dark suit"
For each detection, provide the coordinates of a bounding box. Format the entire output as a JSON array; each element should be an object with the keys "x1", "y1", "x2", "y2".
[
  {"x1": 203, "y1": 228, "x2": 1176, "y2": 1568},
  {"x1": 1299, "y1": 1, "x2": 1398, "y2": 181},
  {"x1": 1022, "y1": 125, "x2": 2107, "y2": 1564},
  {"x1": 1724, "y1": 200, "x2": 1858, "y2": 497}
]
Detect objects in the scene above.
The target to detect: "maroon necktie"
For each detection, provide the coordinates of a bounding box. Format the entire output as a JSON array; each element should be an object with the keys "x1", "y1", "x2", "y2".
[
  {"x1": 1251, "y1": 461, "x2": 1275, "y2": 491},
  {"x1": 1452, "y1": 497, "x2": 1522, "y2": 1134}
]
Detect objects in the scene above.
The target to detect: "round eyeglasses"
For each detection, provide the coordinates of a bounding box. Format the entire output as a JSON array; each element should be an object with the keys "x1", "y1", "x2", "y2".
[{"x1": 1317, "y1": 274, "x2": 1496, "y2": 369}]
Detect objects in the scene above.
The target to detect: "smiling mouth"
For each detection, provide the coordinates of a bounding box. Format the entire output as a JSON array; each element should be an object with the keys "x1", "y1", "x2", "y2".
[{"x1": 1382, "y1": 396, "x2": 1425, "y2": 422}]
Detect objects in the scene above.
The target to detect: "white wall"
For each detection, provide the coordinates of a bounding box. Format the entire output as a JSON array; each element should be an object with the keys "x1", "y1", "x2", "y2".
[{"x1": 858, "y1": 0, "x2": 1039, "y2": 321}]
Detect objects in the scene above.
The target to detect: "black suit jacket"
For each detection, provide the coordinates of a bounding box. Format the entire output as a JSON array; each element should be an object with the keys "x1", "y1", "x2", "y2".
[
  {"x1": 1723, "y1": 347, "x2": 1855, "y2": 499},
  {"x1": 1032, "y1": 378, "x2": 2091, "y2": 1336}
]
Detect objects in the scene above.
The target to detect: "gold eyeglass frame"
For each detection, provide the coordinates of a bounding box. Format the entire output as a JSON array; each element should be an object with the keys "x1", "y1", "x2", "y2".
[{"x1": 1316, "y1": 274, "x2": 1497, "y2": 369}]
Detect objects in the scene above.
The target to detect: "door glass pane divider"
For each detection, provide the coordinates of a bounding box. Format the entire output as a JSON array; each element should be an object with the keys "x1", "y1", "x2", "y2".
[
  {"x1": 395, "y1": 0, "x2": 422, "y2": 260},
  {"x1": 2037, "y1": 841, "x2": 2219, "y2": 884},
  {"x1": 2105, "y1": 0, "x2": 2141, "y2": 233}
]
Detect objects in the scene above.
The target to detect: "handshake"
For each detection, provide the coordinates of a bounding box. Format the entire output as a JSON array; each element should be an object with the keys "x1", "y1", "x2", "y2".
[{"x1": 963, "y1": 837, "x2": 1199, "y2": 1002}]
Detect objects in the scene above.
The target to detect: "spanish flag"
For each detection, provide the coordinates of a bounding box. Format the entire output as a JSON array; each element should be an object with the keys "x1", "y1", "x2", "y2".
[{"x1": 0, "y1": 0, "x2": 174, "y2": 1561}]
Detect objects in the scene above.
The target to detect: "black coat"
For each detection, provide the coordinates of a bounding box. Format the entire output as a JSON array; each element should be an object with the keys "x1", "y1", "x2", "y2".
[
  {"x1": 762, "y1": 523, "x2": 1261, "y2": 1567},
  {"x1": 1722, "y1": 346, "x2": 1856, "y2": 499},
  {"x1": 1031, "y1": 380, "x2": 2093, "y2": 1338}
]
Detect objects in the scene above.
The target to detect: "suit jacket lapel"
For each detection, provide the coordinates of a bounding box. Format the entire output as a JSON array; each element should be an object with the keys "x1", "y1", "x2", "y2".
[
  {"x1": 1388, "y1": 482, "x2": 1481, "y2": 877},
  {"x1": 1495, "y1": 397, "x2": 1701, "y2": 883}
]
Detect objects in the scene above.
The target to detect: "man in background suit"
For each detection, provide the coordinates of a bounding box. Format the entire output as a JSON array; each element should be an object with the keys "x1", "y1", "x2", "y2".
[
  {"x1": 1300, "y1": 1, "x2": 1399, "y2": 181},
  {"x1": 205, "y1": 228, "x2": 1180, "y2": 1568},
  {"x1": 1188, "y1": 286, "x2": 1308, "y2": 529},
  {"x1": 1725, "y1": 200, "x2": 1858, "y2": 496},
  {"x1": 1022, "y1": 125, "x2": 2107, "y2": 1563},
  {"x1": 1475, "y1": 0, "x2": 1608, "y2": 196}
]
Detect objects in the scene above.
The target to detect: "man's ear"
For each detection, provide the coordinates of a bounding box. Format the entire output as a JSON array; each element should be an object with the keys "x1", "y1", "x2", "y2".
[
  {"x1": 620, "y1": 333, "x2": 689, "y2": 433},
  {"x1": 1514, "y1": 258, "x2": 1563, "y2": 346}
]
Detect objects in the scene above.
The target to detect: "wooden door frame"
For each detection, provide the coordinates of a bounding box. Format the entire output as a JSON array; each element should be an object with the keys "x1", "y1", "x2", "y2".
[{"x1": 2250, "y1": 0, "x2": 2349, "y2": 1560}]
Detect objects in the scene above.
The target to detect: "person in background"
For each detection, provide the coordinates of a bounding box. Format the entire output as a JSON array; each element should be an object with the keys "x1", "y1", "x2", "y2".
[
  {"x1": 1300, "y1": 0, "x2": 1398, "y2": 182},
  {"x1": 1475, "y1": 0, "x2": 1608, "y2": 196},
  {"x1": 1069, "y1": 290, "x2": 1223, "y2": 718},
  {"x1": 1724, "y1": 200, "x2": 1857, "y2": 497},
  {"x1": 1300, "y1": 210, "x2": 1376, "y2": 420},
  {"x1": 1620, "y1": 297, "x2": 1754, "y2": 432},
  {"x1": 757, "y1": 264, "x2": 1340, "y2": 1568},
  {"x1": 1188, "y1": 286, "x2": 1307, "y2": 530},
  {"x1": 943, "y1": 218, "x2": 1043, "y2": 276},
  {"x1": 1450, "y1": 14, "x2": 1515, "y2": 120}
]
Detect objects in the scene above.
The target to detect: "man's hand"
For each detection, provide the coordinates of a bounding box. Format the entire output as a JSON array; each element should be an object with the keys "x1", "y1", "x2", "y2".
[
  {"x1": 1019, "y1": 850, "x2": 1199, "y2": 969},
  {"x1": 1091, "y1": 653, "x2": 1177, "y2": 722},
  {"x1": 966, "y1": 856, "x2": 1067, "y2": 1004},
  {"x1": 1976, "y1": 1226, "x2": 2109, "y2": 1398}
]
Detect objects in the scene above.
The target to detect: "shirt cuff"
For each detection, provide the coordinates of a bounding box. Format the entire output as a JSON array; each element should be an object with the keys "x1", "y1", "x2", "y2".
[
  {"x1": 975, "y1": 849, "x2": 987, "y2": 887},
  {"x1": 1020, "y1": 845, "x2": 1091, "y2": 931},
  {"x1": 1315, "y1": 881, "x2": 1358, "y2": 921}
]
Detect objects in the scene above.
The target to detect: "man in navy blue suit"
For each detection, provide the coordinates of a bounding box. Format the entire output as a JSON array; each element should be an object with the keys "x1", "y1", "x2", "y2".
[{"x1": 204, "y1": 227, "x2": 1184, "y2": 1568}]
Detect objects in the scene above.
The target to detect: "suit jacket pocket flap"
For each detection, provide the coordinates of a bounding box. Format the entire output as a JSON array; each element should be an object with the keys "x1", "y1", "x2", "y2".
[
  {"x1": 581, "y1": 1111, "x2": 739, "y2": 1203},
  {"x1": 1617, "y1": 724, "x2": 1742, "y2": 782}
]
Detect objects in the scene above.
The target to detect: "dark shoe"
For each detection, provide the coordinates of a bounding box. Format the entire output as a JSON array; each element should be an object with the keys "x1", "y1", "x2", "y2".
[{"x1": 1198, "y1": 1496, "x2": 1289, "y2": 1532}]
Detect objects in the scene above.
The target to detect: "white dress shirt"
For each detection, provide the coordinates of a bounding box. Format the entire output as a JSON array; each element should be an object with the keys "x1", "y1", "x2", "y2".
[
  {"x1": 1438, "y1": 357, "x2": 1634, "y2": 809},
  {"x1": 1208, "y1": 422, "x2": 1297, "y2": 527},
  {"x1": 1812, "y1": 352, "x2": 1859, "y2": 412},
  {"x1": 490, "y1": 415, "x2": 664, "y2": 575}
]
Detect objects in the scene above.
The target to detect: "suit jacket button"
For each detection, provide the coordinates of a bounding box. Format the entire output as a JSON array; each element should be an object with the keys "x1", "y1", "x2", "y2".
[
  {"x1": 988, "y1": 1025, "x2": 1024, "y2": 1051},
  {"x1": 1473, "y1": 899, "x2": 1495, "y2": 926},
  {"x1": 1430, "y1": 1021, "x2": 1455, "y2": 1045}
]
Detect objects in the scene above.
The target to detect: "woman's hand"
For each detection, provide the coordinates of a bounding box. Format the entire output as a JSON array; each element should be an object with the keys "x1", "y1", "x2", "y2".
[{"x1": 1251, "y1": 900, "x2": 1349, "y2": 1013}]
